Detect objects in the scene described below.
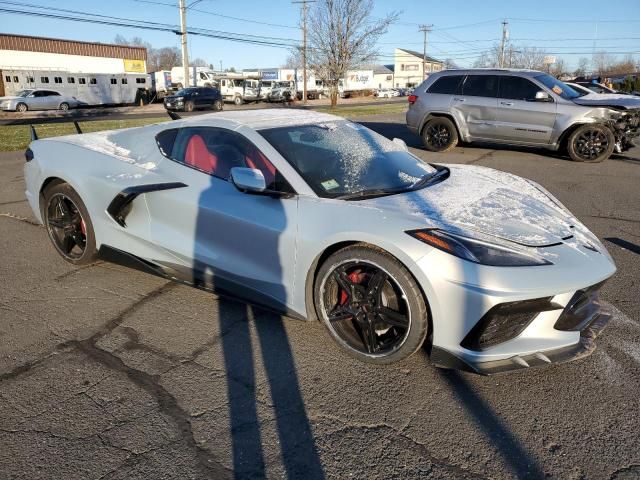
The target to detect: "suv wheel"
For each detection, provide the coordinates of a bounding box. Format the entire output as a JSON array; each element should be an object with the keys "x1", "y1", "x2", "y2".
[
  {"x1": 184, "y1": 100, "x2": 195, "y2": 112},
  {"x1": 567, "y1": 124, "x2": 615, "y2": 163},
  {"x1": 421, "y1": 117, "x2": 458, "y2": 152}
]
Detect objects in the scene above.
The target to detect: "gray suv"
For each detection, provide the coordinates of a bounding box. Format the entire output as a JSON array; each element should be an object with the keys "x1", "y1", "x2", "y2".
[{"x1": 406, "y1": 69, "x2": 640, "y2": 162}]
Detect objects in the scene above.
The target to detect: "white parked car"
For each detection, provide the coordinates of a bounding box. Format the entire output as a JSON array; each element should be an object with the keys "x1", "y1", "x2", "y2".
[
  {"x1": 377, "y1": 88, "x2": 400, "y2": 98},
  {"x1": 0, "y1": 89, "x2": 80, "y2": 112}
]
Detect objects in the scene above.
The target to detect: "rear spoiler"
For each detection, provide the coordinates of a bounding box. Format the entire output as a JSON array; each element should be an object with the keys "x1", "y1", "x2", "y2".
[{"x1": 29, "y1": 120, "x2": 83, "y2": 141}]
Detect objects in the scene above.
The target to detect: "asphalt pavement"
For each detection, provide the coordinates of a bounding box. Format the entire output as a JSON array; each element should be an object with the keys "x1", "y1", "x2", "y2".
[{"x1": 0, "y1": 111, "x2": 639, "y2": 479}]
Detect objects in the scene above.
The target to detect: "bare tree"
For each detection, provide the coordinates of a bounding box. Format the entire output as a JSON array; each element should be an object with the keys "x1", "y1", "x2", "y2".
[
  {"x1": 443, "y1": 58, "x2": 458, "y2": 70},
  {"x1": 190, "y1": 57, "x2": 209, "y2": 67},
  {"x1": 592, "y1": 51, "x2": 615, "y2": 76},
  {"x1": 307, "y1": 0, "x2": 398, "y2": 107},
  {"x1": 549, "y1": 58, "x2": 567, "y2": 78},
  {"x1": 512, "y1": 47, "x2": 547, "y2": 70},
  {"x1": 574, "y1": 57, "x2": 590, "y2": 78},
  {"x1": 282, "y1": 47, "x2": 302, "y2": 69}
]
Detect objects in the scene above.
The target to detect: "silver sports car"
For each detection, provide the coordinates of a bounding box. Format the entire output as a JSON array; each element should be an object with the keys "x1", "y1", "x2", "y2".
[{"x1": 24, "y1": 109, "x2": 616, "y2": 374}]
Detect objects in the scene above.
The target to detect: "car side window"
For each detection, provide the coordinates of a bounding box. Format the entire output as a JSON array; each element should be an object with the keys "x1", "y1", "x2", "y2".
[
  {"x1": 427, "y1": 75, "x2": 463, "y2": 94},
  {"x1": 498, "y1": 76, "x2": 541, "y2": 100},
  {"x1": 461, "y1": 75, "x2": 499, "y2": 97},
  {"x1": 156, "y1": 127, "x2": 292, "y2": 192}
]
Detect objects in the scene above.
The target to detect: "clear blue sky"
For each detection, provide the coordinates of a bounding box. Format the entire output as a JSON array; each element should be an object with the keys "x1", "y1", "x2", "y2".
[{"x1": 1, "y1": 0, "x2": 639, "y2": 71}]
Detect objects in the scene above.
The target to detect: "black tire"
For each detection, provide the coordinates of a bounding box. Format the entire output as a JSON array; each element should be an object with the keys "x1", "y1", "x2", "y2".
[
  {"x1": 59, "y1": 102, "x2": 69, "y2": 111},
  {"x1": 43, "y1": 182, "x2": 98, "y2": 266},
  {"x1": 212, "y1": 99, "x2": 223, "y2": 111},
  {"x1": 567, "y1": 124, "x2": 615, "y2": 163},
  {"x1": 184, "y1": 100, "x2": 195, "y2": 112},
  {"x1": 16, "y1": 102, "x2": 28, "y2": 113},
  {"x1": 234, "y1": 96, "x2": 243, "y2": 106},
  {"x1": 421, "y1": 117, "x2": 459, "y2": 152},
  {"x1": 314, "y1": 244, "x2": 429, "y2": 364}
]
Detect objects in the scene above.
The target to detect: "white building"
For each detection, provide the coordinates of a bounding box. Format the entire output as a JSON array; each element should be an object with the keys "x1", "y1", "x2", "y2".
[{"x1": 394, "y1": 48, "x2": 444, "y2": 88}]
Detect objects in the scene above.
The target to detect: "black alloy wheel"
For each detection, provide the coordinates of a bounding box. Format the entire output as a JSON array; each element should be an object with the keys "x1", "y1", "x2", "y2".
[
  {"x1": 43, "y1": 183, "x2": 98, "y2": 265},
  {"x1": 46, "y1": 193, "x2": 87, "y2": 260},
  {"x1": 315, "y1": 245, "x2": 429, "y2": 364},
  {"x1": 421, "y1": 117, "x2": 458, "y2": 152},
  {"x1": 567, "y1": 124, "x2": 615, "y2": 163}
]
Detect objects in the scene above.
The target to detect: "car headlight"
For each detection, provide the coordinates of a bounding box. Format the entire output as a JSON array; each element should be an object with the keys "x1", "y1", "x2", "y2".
[{"x1": 407, "y1": 229, "x2": 552, "y2": 267}]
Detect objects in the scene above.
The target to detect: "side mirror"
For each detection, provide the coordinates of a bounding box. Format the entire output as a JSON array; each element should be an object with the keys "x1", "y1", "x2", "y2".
[
  {"x1": 392, "y1": 137, "x2": 409, "y2": 151},
  {"x1": 230, "y1": 167, "x2": 266, "y2": 193},
  {"x1": 534, "y1": 91, "x2": 552, "y2": 102}
]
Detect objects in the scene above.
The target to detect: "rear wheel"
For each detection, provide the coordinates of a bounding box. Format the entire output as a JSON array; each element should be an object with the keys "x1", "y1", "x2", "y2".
[
  {"x1": 16, "y1": 102, "x2": 27, "y2": 113},
  {"x1": 184, "y1": 100, "x2": 195, "y2": 112},
  {"x1": 59, "y1": 102, "x2": 69, "y2": 111},
  {"x1": 212, "y1": 99, "x2": 223, "y2": 111},
  {"x1": 43, "y1": 183, "x2": 98, "y2": 265},
  {"x1": 567, "y1": 124, "x2": 615, "y2": 163},
  {"x1": 314, "y1": 245, "x2": 428, "y2": 364},
  {"x1": 421, "y1": 117, "x2": 458, "y2": 152}
]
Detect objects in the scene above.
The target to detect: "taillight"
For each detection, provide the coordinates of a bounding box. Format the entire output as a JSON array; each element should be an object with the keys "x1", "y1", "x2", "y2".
[{"x1": 408, "y1": 94, "x2": 418, "y2": 105}]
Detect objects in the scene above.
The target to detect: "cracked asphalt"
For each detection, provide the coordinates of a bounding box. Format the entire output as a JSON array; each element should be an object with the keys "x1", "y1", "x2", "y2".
[{"x1": 1, "y1": 111, "x2": 640, "y2": 480}]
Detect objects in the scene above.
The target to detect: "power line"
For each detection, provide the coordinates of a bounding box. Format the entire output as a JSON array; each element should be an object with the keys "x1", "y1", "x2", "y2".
[
  {"x1": 0, "y1": 6, "x2": 302, "y2": 49},
  {"x1": 132, "y1": 0, "x2": 301, "y2": 30}
]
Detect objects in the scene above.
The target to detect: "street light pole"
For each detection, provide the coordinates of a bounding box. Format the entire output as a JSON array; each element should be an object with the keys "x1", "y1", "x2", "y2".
[{"x1": 179, "y1": 0, "x2": 190, "y2": 87}]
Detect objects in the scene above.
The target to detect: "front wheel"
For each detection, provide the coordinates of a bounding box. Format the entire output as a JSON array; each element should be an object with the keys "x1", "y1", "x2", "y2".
[
  {"x1": 43, "y1": 182, "x2": 98, "y2": 266},
  {"x1": 421, "y1": 117, "x2": 458, "y2": 152},
  {"x1": 314, "y1": 245, "x2": 429, "y2": 364},
  {"x1": 184, "y1": 100, "x2": 194, "y2": 112},
  {"x1": 234, "y1": 96, "x2": 243, "y2": 106},
  {"x1": 567, "y1": 124, "x2": 615, "y2": 163}
]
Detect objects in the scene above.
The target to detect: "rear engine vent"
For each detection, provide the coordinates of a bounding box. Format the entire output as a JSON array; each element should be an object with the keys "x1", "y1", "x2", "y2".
[{"x1": 461, "y1": 298, "x2": 560, "y2": 351}]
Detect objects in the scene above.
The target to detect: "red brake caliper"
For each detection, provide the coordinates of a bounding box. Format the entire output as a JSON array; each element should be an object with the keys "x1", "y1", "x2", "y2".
[
  {"x1": 80, "y1": 219, "x2": 87, "y2": 236},
  {"x1": 339, "y1": 269, "x2": 365, "y2": 305}
]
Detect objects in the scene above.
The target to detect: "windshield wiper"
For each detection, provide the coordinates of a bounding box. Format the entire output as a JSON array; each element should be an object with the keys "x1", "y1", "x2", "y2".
[{"x1": 335, "y1": 167, "x2": 449, "y2": 201}]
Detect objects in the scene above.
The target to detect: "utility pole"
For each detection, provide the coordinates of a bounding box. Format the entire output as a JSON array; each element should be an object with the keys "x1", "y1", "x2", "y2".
[
  {"x1": 418, "y1": 24, "x2": 432, "y2": 81},
  {"x1": 293, "y1": 0, "x2": 314, "y2": 104},
  {"x1": 178, "y1": 0, "x2": 190, "y2": 87},
  {"x1": 499, "y1": 20, "x2": 509, "y2": 68}
]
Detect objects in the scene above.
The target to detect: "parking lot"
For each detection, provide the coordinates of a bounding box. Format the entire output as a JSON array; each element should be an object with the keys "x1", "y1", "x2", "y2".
[{"x1": 1, "y1": 109, "x2": 639, "y2": 479}]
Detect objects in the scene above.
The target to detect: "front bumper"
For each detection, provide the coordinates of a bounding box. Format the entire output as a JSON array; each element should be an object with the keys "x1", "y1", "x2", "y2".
[
  {"x1": 164, "y1": 101, "x2": 184, "y2": 111},
  {"x1": 412, "y1": 238, "x2": 616, "y2": 374},
  {"x1": 431, "y1": 289, "x2": 612, "y2": 375}
]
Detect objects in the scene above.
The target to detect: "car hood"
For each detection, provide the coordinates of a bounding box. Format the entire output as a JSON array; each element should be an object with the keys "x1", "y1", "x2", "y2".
[
  {"x1": 572, "y1": 94, "x2": 640, "y2": 109},
  {"x1": 362, "y1": 164, "x2": 586, "y2": 248}
]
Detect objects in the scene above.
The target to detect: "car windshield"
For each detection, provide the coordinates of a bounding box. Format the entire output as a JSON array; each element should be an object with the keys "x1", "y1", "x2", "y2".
[
  {"x1": 175, "y1": 88, "x2": 197, "y2": 96},
  {"x1": 15, "y1": 90, "x2": 33, "y2": 97},
  {"x1": 534, "y1": 74, "x2": 581, "y2": 100},
  {"x1": 259, "y1": 120, "x2": 438, "y2": 199}
]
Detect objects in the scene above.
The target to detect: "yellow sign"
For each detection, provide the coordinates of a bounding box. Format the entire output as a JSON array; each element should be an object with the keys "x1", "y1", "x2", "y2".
[{"x1": 124, "y1": 59, "x2": 146, "y2": 73}]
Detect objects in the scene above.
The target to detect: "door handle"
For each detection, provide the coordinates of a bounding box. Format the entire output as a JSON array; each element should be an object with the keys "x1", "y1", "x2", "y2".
[
  {"x1": 453, "y1": 97, "x2": 466, "y2": 102},
  {"x1": 500, "y1": 101, "x2": 514, "y2": 106}
]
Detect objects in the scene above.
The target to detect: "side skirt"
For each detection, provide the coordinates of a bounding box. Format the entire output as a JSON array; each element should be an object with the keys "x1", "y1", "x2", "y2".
[{"x1": 98, "y1": 245, "x2": 306, "y2": 321}]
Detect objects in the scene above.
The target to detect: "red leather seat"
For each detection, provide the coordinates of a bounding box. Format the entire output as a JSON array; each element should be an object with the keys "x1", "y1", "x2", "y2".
[
  {"x1": 245, "y1": 149, "x2": 276, "y2": 186},
  {"x1": 185, "y1": 135, "x2": 218, "y2": 174}
]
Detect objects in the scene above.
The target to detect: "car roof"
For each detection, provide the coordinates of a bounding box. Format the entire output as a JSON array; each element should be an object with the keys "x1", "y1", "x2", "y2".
[
  {"x1": 180, "y1": 108, "x2": 343, "y2": 130},
  {"x1": 433, "y1": 68, "x2": 544, "y2": 78}
]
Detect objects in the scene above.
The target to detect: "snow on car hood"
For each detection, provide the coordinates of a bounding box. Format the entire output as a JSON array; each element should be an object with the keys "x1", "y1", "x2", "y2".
[
  {"x1": 572, "y1": 94, "x2": 640, "y2": 109},
  {"x1": 365, "y1": 164, "x2": 585, "y2": 247}
]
